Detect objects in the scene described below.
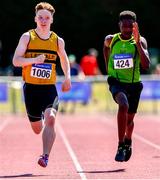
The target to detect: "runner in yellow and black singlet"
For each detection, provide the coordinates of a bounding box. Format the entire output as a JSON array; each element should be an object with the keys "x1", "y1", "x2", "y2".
[{"x1": 12, "y1": 2, "x2": 71, "y2": 168}]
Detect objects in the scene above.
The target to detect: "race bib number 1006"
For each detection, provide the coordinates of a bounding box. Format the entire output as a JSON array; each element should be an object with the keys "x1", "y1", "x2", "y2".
[
  {"x1": 31, "y1": 64, "x2": 52, "y2": 79},
  {"x1": 113, "y1": 54, "x2": 133, "y2": 69}
]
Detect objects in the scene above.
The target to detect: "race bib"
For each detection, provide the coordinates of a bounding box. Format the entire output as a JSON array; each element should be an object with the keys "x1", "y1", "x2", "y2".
[
  {"x1": 31, "y1": 64, "x2": 52, "y2": 79},
  {"x1": 113, "y1": 54, "x2": 133, "y2": 69}
]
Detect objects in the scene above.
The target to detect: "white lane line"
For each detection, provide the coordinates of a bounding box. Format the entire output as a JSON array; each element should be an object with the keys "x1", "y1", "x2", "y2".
[
  {"x1": 133, "y1": 134, "x2": 160, "y2": 150},
  {"x1": 100, "y1": 116, "x2": 160, "y2": 150},
  {"x1": 56, "y1": 122, "x2": 87, "y2": 180},
  {"x1": 0, "y1": 118, "x2": 11, "y2": 132}
]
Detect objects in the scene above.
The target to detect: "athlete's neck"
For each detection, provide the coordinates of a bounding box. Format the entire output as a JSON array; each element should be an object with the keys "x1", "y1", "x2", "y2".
[
  {"x1": 120, "y1": 33, "x2": 132, "y2": 40},
  {"x1": 35, "y1": 28, "x2": 51, "y2": 40}
]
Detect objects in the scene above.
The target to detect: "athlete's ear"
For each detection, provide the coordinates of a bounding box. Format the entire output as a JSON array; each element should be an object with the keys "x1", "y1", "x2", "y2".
[
  {"x1": 118, "y1": 21, "x2": 122, "y2": 31},
  {"x1": 34, "y1": 16, "x2": 37, "y2": 23},
  {"x1": 118, "y1": 21, "x2": 121, "y2": 28}
]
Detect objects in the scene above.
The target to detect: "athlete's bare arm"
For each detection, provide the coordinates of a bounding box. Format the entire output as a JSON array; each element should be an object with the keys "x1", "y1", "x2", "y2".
[
  {"x1": 12, "y1": 32, "x2": 45, "y2": 67},
  {"x1": 132, "y1": 22, "x2": 150, "y2": 69},
  {"x1": 103, "y1": 34, "x2": 113, "y2": 74},
  {"x1": 57, "y1": 37, "x2": 71, "y2": 92}
]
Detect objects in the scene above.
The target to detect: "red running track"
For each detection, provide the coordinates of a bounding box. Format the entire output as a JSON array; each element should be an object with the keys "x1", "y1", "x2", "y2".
[{"x1": 0, "y1": 113, "x2": 160, "y2": 179}]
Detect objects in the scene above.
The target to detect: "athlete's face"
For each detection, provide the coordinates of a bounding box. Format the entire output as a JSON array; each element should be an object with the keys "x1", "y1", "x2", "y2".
[
  {"x1": 35, "y1": 9, "x2": 53, "y2": 30},
  {"x1": 119, "y1": 19, "x2": 134, "y2": 39}
]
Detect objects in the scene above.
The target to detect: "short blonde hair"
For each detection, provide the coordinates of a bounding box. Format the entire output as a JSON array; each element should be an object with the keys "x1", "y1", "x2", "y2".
[{"x1": 35, "y1": 2, "x2": 55, "y2": 15}]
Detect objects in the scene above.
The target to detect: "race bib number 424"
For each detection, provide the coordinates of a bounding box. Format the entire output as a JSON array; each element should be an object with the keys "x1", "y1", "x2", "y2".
[
  {"x1": 113, "y1": 54, "x2": 133, "y2": 69},
  {"x1": 31, "y1": 64, "x2": 52, "y2": 79}
]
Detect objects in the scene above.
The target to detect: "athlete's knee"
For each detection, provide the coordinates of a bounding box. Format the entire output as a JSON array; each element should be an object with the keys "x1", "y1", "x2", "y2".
[
  {"x1": 119, "y1": 102, "x2": 129, "y2": 112},
  {"x1": 117, "y1": 99, "x2": 129, "y2": 112},
  {"x1": 45, "y1": 115, "x2": 55, "y2": 127},
  {"x1": 44, "y1": 108, "x2": 56, "y2": 127},
  {"x1": 116, "y1": 92, "x2": 129, "y2": 111}
]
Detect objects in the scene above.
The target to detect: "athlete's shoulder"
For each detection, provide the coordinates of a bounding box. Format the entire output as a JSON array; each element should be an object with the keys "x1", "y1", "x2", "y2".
[
  {"x1": 104, "y1": 33, "x2": 118, "y2": 47},
  {"x1": 50, "y1": 31, "x2": 58, "y2": 38},
  {"x1": 21, "y1": 31, "x2": 30, "y2": 38},
  {"x1": 140, "y1": 36, "x2": 147, "y2": 44},
  {"x1": 104, "y1": 34, "x2": 114, "y2": 41},
  {"x1": 57, "y1": 36, "x2": 65, "y2": 45},
  {"x1": 139, "y1": 36, "x2": 148, "y2": 49},
  {"x1": 19, "y1": 31, "x2": 30, "y2": 44}
]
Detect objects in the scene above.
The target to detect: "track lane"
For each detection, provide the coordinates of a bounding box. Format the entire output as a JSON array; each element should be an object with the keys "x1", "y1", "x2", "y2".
[
  {"x1": 0, "y1": 113, "x2": 160, "y2": 179},
  {"x1": 58, "y1": 113, "x2": 160, "y2": 179},
  {"x1": 0, "y1": 114, "x2": 81, "y2": 179}
]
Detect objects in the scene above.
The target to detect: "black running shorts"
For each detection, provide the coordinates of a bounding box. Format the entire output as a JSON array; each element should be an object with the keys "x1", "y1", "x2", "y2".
[
  {"x1": 107, "y1": 76, "x2": 143, "y2": 113},
  {"x1": 23, "y1": 83, "x2": 59, "y2": 122}
]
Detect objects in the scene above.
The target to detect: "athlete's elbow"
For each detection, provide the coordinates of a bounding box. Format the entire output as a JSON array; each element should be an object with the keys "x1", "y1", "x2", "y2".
[
  {"x1": 141, "y1": 58, "x2": 151, "y2": 70},
  {"x1": 146, "y1": 63, "x2": 151, "y2": 69},
  {"x1": 12, "y1": 59, "x2": 17, "y2": 67},
  {"x1": 142, "y1": 62, "x2": 150, "y2": 70},
  {"x1": 12, "y1": 58, "x2": 20, "y2": 67},
  {"x1": 146, "y1": 60, "x2": 151, "y2": 69}
]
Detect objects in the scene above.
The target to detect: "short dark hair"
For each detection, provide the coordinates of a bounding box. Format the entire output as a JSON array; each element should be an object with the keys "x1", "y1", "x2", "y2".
[{"x1": 119, "y1": 10, "x2": 136, "y2": 22}]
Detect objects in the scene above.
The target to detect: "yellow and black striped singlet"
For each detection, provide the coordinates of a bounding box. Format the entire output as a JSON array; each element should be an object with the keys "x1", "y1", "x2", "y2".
[{"x1": 23, "y1": 29, "x2": 58, "y2": 85}]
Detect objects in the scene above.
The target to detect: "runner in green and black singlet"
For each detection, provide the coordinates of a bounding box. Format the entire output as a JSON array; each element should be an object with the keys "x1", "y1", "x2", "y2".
[{"x1": 103, "y1": 10, "x2": 150, "y2": 162}]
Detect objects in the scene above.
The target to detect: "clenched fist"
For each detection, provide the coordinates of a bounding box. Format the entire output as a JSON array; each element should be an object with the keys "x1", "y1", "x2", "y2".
[
  {"x1": 35, "y1": 54, "x2": 46, "y2": 64},
  {"x1": 61, "y1": 78, "x2": 71, "y2": 92}
]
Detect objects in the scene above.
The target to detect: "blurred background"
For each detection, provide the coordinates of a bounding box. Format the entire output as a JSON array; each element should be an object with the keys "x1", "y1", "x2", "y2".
[{"x1": 0, "y1": 0, "x2": 160, "y2": 115}]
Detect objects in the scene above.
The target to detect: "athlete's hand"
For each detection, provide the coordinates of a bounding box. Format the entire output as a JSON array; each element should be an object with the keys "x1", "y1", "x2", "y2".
[
  {"x1": 132, "y1": 22, "x2": 140, "y2": 44},
  {"x1": 61, "y1": 78, "x2": 71, "y2": 92},
  {"x1": 35, "y1": 54, "x2": 46, "y2": 64}
]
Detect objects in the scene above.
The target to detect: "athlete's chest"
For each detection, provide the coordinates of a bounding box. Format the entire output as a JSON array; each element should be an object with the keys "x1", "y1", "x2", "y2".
[{"x1": 111, "y1": 41, "x2": 136, "y2": 70}]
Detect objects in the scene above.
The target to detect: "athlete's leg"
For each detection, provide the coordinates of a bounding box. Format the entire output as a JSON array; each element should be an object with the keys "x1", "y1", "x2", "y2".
[
  {"x1": 114, "y1": 92, "x2": 129, "y2": 161},
  {"x1": 125, "y1": 113, "x2": 135, "y2": 139},
  {"x1": 125, "y1": 82, "x2": 143, "y2": 139},
  {"x1": 123, "y1": 113, "x2": 135, "y2": 161},
  {"x1": 115, "y1": 92, "x2": 129, "y2": 143},
  {"x1": 30, "y1": 120, "x2": 43, "y2": 134},
  {"x1": 24, "y1": 83, "x2": 44, "y2": 134},
  {"x1": 42, "y1": 107, "x2": 57, "y2": 156}
]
